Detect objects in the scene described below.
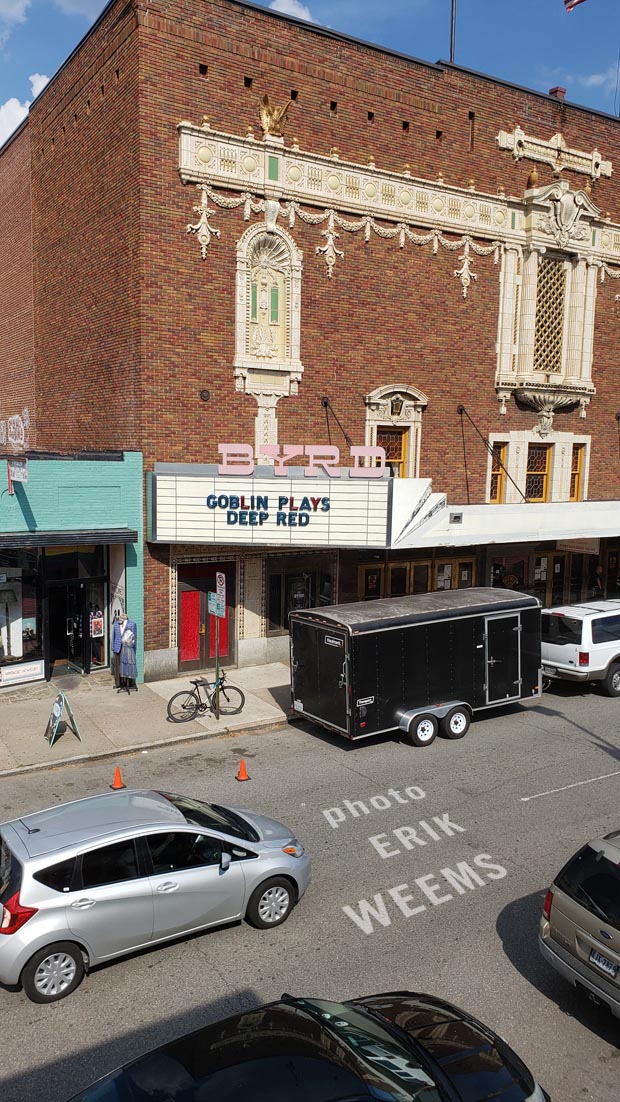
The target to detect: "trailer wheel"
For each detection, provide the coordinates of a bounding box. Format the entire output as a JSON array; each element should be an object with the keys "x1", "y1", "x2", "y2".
[
  {"x1": 440, "y1": 706, "x2": 471, "y2": 740},
  {"x1": 407, "y1": 714, "x2": 438, "y2": 747}
]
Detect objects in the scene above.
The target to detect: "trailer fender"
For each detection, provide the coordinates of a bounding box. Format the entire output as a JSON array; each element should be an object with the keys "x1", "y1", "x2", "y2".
[{"x1": 397, "y1": 701, "x2": 472, "y2": 733}]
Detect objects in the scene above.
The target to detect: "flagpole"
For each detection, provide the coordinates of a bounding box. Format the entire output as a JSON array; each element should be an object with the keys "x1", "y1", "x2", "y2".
[{"x1": 450, "y1": 0, "x2": 456, "y2": 63}]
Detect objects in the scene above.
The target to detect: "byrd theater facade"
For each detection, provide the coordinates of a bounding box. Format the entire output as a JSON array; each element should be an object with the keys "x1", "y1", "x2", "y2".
[{"x1": 5, "y1": 0, "x2": 620, "y2": 684}]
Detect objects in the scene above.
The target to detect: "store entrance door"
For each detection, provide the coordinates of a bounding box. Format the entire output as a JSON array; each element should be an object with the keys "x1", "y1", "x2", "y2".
[
  {"x1": 178, "y1": 564, "x2": 236, "y2": 671},
  {"x1": 47, "y1": 582, "x2": 89, "y2": 675}
]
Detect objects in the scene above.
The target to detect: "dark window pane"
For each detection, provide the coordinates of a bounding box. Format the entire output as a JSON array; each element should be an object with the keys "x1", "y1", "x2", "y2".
[
  {"x1": 158, "y1": 793, "x2": 258, "y2": 841},
  {"x1": 146, "y1": 832, "x2": 222, "y2": 874},
  {"x1": 79, "y1": 545, "x2": 106, "y2": 578},
  {"x1": 557, "y1": 845, "x2": 620, "y2": 927},
  {"x1": 268, "y1": 573, "x2": 283, "y2": 632},
  {"x1": 34, "y1": 857, "x2": 76, "y2": 893},
  {"x1": 541, "y1": 613, "x2": 582, "y2": 645},
  {"x1": 0, "y1": 837, "x2": 21, "y2": 904},
  {"x1": 45, "y1": 548, "x2": 79, "y2": 579},
  {"x1": 389, "y1": 567, "x2": 408, "y2": 597},
  {"x1": 82, "y1": 840, "x2": 138, "y2": 888},
  {"x1": 592, "y1": 615, "x2": 620, "y2": 643}
]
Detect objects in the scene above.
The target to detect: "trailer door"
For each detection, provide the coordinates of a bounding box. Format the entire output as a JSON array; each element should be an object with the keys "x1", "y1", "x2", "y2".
[
  {"x1": 291, "y1": 621, "x2": 349, "y2": 732},
  {"x1": 485, "y1": 614, "x2": 521, "y2": 703}
]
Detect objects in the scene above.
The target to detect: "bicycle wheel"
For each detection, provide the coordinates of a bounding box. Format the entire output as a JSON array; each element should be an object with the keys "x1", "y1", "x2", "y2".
[
  {"x1": 167, "y1": 689, "x2": 200, "y2": 722},
  {"x1": 213, "y1": 685, "x2": 245, "y2": 716}
]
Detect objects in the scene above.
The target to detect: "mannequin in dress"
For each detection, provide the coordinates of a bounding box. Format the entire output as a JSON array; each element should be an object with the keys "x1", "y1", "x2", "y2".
[{"x1": 118, "y1": 611, "x2": 138, "y2": 694}]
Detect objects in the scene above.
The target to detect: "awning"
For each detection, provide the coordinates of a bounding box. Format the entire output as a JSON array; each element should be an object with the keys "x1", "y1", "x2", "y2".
[
  {"x1": 0, "y1": 529, "x2": 138, "y2": 550},
  {"x1": 390, "y1": 499, "x2": 620, "y2": 549}
]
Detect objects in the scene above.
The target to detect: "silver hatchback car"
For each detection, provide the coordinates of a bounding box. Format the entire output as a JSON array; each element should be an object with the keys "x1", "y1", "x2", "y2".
[{"x1": 0, "y1": 789, "x2": 311, "y2": 1004}]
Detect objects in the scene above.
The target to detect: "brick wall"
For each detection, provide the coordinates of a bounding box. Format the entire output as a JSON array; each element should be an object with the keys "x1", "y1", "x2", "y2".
[
  {"x1": 0, "y1": 124, "x2": 36, "y2": 449},
  {"x1": 27, "y1": 2, "x2": 142, "y2": 454}
]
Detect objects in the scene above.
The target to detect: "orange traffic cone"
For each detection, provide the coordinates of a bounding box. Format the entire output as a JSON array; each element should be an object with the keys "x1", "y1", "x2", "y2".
[
  {"x1": 110, "y1": 767, "x2": 126, "y2": 790},
  {"x1": 236, "y1": 758, "x2": 250, "y2": 782}
]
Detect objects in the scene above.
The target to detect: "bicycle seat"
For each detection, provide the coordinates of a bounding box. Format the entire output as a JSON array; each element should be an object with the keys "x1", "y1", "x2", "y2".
[{"x1": 190, "y1": 677, "x2": 211, "y2": 687}]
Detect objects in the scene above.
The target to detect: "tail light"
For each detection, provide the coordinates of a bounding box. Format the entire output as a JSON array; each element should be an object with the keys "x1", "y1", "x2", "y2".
[
  {"x1": 0, "y1": 892, "x2": 38, "y2": 935},
  {"x1": 578, "y1": 652, "x2": 589, "y2": 667},
  {"x1": 542, "y1": 889, "x2": 553, "y2": 921}
]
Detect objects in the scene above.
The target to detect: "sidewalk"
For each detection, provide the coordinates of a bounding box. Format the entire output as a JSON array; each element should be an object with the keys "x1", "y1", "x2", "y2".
[{"x1": 0, "y1": 663, "x2": 292, "y2": 776}]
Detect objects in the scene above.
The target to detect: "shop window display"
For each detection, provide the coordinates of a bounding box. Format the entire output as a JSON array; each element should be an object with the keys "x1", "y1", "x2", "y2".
[{"x1": 0, "y1": 551, "x2": 42, "y2": 672}]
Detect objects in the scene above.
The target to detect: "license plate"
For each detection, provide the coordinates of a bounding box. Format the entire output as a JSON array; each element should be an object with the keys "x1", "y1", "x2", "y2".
[
  {"x1": 542, "y1": 664, "x2": 556, "y2": 675},
  {"x1": 590, "y1": 948, "x2": 617, "y2": 977}
]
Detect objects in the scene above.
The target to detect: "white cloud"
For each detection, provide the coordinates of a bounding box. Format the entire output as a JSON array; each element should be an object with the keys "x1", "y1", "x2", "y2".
[
  {"x1": 0, "y1": 95, "x2": 28, "y2": 144},
  {"x1": 53, "y1": 0, "x2": 105, "y2": 17},
  {"x1": 269, "y1": 0, "x2": 315, "y2": 23},
  {"x1": 0, "y1": 0, "x2": 29, "y2": 47},
  {"x1": 29, "y1": 72, "x2": 49, "y2": 97},
  {"x1": 0, "y1": 73, "x2": 49, "y2": 145},
  {"x1": 578, "y1": 65, "x2": 619, "y2": 94},
  {"x1": 0, "y1": 0, "x2": 30, "y2": 20}
]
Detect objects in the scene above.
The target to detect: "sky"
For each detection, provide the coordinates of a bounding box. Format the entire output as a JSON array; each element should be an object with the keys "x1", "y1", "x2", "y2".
[{"x1": 1, "y1": 0, "x2": 620, "y2": 146}]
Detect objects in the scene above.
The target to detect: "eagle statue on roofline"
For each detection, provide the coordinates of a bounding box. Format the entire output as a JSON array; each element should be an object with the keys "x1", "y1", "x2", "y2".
[{"x1": 259, "y1": 94, "x2": 291, "y2": 137}]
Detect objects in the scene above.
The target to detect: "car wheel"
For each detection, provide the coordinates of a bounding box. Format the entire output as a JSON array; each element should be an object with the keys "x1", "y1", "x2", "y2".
[
  {"x1": 440, "y1": 706, "x2": 471, "y2": 740},
  {"x1": 406, "y1": 714, "x2": 438, "y2": 747},
  {"x1": 21, "y1": 942, "x2": 85, "y2": 1004},
  {"x1": 246, "y1": 877, "x2": 295, "y2": 929},
  {"x1": 602, "y1": 662, "x2": 620, "y2": 697}
]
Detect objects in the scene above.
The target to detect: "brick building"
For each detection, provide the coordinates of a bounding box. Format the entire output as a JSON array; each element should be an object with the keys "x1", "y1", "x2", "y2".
[{"x1": 2, "y1": 0, "x2": 620, "y2": 685}]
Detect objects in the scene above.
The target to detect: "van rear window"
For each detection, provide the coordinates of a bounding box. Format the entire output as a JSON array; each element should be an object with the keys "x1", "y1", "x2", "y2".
[
  {"x1": 556, "y1": 845, "x2": 620, "y2": 929},
  {"x1": 0, "y1": 835, "x2": 22, "y2": 904},
  {"x1": 541, "y1": 613, "x2": 582, "y2": 645}
]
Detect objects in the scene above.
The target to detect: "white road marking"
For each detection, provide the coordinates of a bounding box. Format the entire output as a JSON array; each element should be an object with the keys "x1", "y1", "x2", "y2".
[{"x1": 520, "y1": 769, "x2": 620, "y2": 802}]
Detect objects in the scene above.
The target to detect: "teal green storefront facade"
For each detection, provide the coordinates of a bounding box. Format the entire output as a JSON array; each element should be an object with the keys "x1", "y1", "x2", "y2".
[{"x1": 0, "y1": 452, "x2": 143, "y2": 685}]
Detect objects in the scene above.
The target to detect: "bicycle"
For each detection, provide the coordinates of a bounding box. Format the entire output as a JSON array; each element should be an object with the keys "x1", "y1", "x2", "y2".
[{"x1": 166, "y1": 671, "x2": 245, "y2": 722}]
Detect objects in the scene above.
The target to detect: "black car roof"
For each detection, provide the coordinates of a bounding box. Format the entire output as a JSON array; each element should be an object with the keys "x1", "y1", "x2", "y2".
[{"x1": 290, "y1": 587, "x2": 539, "y2": 634}]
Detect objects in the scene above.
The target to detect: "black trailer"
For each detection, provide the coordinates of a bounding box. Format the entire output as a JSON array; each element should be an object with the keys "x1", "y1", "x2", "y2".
[{"x1": 289, "y1": 587, "x2": 542, "y2": 746}]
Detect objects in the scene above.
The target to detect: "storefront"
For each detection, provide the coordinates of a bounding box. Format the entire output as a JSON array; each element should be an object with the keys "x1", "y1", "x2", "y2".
[{"x1": 0, "y1": 452, "x2": 143, "y2": 686}]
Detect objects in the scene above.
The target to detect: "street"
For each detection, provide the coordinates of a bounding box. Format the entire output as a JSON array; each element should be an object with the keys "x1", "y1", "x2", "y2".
[{"x1": 2, "y1": 679, "x2": 620, "y2": 1101}]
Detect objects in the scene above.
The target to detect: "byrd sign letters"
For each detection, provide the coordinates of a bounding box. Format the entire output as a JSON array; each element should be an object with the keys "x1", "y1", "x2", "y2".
[{"x1": 217, "y1": 443, "x2": 386, "y2": 478}]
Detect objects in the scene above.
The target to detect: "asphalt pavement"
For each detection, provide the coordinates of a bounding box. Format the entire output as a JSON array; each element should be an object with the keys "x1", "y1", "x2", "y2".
[
  {"x1": 0, "y1": 662, "x2": 292, "y2": 774},
  {"x1": 1, "y1": 677, "x2": 620, "y2": 1102}
]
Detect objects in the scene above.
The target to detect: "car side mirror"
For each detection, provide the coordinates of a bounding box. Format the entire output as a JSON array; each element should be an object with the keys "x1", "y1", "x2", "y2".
[{"x1": 220, "y1": 851, "x2": 231, "y2": 871}]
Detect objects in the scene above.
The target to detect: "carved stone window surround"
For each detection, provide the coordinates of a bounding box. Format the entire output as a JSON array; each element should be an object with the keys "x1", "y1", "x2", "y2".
[
  {"x1": 234, "y1": 222, "x2": 304, "y2": 451},
  {"x1": 487, "y1": 431, "x2": 590, "y2": 504},
  {"x1": 496, "y1": 125, "x2": 611, "y2": 179},
  {"x1": 364, "y1": 384, "x2": 428, "y2": 479}
]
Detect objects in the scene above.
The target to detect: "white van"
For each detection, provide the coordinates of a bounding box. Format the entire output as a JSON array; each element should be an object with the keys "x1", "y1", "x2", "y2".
[{"x1": 541, "y1": 599, "x2": 620, "y2": 695}]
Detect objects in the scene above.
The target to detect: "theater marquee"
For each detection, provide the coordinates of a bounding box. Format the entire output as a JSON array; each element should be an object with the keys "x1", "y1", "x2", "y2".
[{"x1": 148, "y1": 463, "x2": 391, "y2": 547}]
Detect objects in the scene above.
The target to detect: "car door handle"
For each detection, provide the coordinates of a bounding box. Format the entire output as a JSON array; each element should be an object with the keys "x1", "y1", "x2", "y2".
[
  {"x1": 157, "y1": 881, "x2": 179, "y2": 892},
  {"x1": 71, "y1": 898, "x2": 96, "y2": 909}
]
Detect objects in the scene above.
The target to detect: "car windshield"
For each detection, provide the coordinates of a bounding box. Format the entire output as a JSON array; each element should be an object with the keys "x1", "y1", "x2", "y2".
[
  {"x1": 358, "y1": 997, "x2": 535, "y2": 1102},
  {"x1": 157, "y1": 793, "x2": 259, "y2": 842},
  {"x1": 556, "y1": 844, "x2": 620, "y2": 928},
  {"x1": 541, "y1": 613, "x2": 582, "y2": 645},
  {"x1": 292, "y1": 998, "x2": 441, "y2": 1101}
]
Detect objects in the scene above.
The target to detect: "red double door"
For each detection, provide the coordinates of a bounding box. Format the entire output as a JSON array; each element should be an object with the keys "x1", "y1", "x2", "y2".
[{"x1": 178, "y1": 564, "x2": 235, "y2": 670}]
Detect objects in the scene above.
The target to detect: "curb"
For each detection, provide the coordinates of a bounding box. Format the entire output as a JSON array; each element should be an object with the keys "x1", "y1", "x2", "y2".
[{"x1": 0, "y1": 716, "x2": 290, "y2": 779}]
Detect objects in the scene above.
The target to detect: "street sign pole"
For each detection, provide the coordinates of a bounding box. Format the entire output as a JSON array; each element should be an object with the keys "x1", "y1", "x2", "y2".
[{"x1": 215, "y1": 616, "x2": 220, "y2": 719}]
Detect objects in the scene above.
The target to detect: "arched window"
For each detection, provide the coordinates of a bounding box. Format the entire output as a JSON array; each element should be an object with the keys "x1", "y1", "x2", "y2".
[
  {"x1": 364, "y1": 385, "x2": 428, "y2": 478},
  {"x1": 234, "y1": 224, "x2": 304, "y2": 449}
]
